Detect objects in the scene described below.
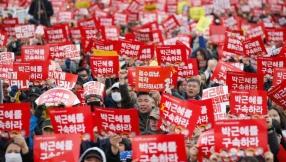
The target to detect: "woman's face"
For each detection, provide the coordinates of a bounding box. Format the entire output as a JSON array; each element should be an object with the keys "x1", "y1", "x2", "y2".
[
  {"x1": 119, "y1": 143, "x2": 125, "y2": 153},
  {"x1": 6, "y1": 143, "x2": 21, "y2": 154},
  {"x1": 200, "y1": 74, "x2": 206, "y2": 85},
  {"x1": 196, "y1": 51, "x2": 204, "y2": 61},
  {"x1": 179, "y1": 81, "x2": 187, "y2": 92},
  {"x1": 269, "y1": 109, "x2": 281, "y2": 124}
]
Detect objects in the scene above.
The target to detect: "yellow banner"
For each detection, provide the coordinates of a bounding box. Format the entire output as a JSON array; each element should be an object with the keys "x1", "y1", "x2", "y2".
[
  {"x1": 196, "y1": 16, "x2": 212, "y2": 33},
  {"x1": 75, "y1": 1, "x2": 90, "y2": 8},
  {"x1": 93, "y1": 49, "x2": 118, "y2": 56},
  {"x1": 189, "y1": 7, "x2": 205, "y2": 20},
  {"x1": 177, "y1": 1, "x2": 190, "y2": 14}
]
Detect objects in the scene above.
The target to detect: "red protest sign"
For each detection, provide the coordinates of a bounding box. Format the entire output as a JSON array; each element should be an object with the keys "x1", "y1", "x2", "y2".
[
  {"x1": 80, "y1": 27, "x2": 100, "y2": 40},
  {"x1": 226, "y1": 71, "x2": 264, "y2": 91},
  {"x1": 156, "y1": 45, "x2": 187, "y2": 65},
  {"x1": 177, "y1": 59, "x2": 198, "y2": 79},
  {"x1": 44, "y1": 26, "x2": 68, "y2": 43},
  {"x1": 161, "y1": 15, "x2": 180, "y2": 32},
  {"x1": 202, "y1": 86, "x2": 229, "y2": 121},
  {"x1": 14, "y1": 61, "x2": 49, "y2": 81},
  {"x1": 57, "y1": 11, "x2": 74, "y2": 22},
  {"x1": 268, "y1": 80, "x2": 286, "y2": 108},
  {"x1": 273, "y1": 68, "x2": 286, "y2": 86},
  {"x1": 98, "y1": 17, "x2": 114, "y2": 27},
  {"x1": 135, "y1": 66, "x2": 172, "y2": 92},
  {"x1": 158, "y1": 94, "x2": 201, "y2": 137},
  {"x1": 85, "y1": 39, "x2": 115, "y2": 53},
  {"x1": 115, "y1": 39, "x2": 144, "y2": 57},
  {"x1": 77, "y1": 88, "x2": 86, "y2": 106},
  {"x1": 230, "y1": 90, "x2": 267, "y2": 119},
  {"x1": 211, "y1": 61, "x2": 243, "y2": 84},
  {"x1": 78, "y1": 17, "x2": 97, "y2": 28},
  {"x1": 49, "y1": 43, "x2": 80, "y2": 60},
  {"x1": 36, "y1": 88, "x2": 80, "y2": 107},
  {"x1": 8, "y1": 65, "x2": 30, "y2": 90},
  {"x1": 101, "y1": 26, "x2": 119, "y2": 40},
  {"x1": 2, "y1": 25, "x2": 16, "y2": 37},
  {"x1": 14, "y1": 24, "x2": 35, "y2": 39},
  {"x1": 21, "y1": 45, "x2": 49, "y2": 61},
  {"x1": 0, "y1": 64, "x2": 13, "y2": 80},
  {"x1": 83, "y1": 81, "x2": 105, "y2": 98},
  {"x1": 214, "y1": 119, "x2": 268, "y2": 160},
  {"x1": 34, "y1": 133, "x2": 81, "y2": 162},
  {"x1": 0, "y1": 30, "x2": 8, "y2": 46},
  {"x1": 209, "y1": 25, "x2": 226, "y2": 44},
  {"x1": 197, "y1": 129, "x2": 215, "y2": 161},
  {"x1": 89, "y1": 56, "x2": 119, "y2": 78},
  {"x1": 223, "y1": 32, "x2": 245, "y2": 56},
  {"x1": 132, "y1": 134, "x2": 187, "y2": 161},
  {"x1": 49, "y1": 71, "x2": 78, "y2": 90},
  {"x1": 126, "y1": 0, "x2": 141, "y2": 13},
  {"x1": 70, "y1": 27, "x2": 82, "y2": 41},
  {"x1": 242, "y1": 36, "x2": 267, "y2": 56},
  {"x1": 114, "y1": 12, "x2": 129, "y2": 25},
  {"x1": 0, "y1": 103, "x2": 30, "y2": 138},
  {"x1": 94, "y1": 108, "x2": 139, "y2": 138},
  {"x1": 245, "y1": 23, "x2": 265, "y2": 39},
  {"x1": 138, "y1": 45, "x2": 155, "y2": 61},
  {"x1": 265, "y1": 28, "x2": 286, "y2": 44},
  {"x1": 188, "y1": 99, "x2": 215, "y2": 132},
  {"x1": 48, "y1": 106, "x2": 94, "y2": 141},
  {"x1": 127, "y1": 67, "x2": 136, "y2": 86},
  {"x1": 257, "y1": 57, "x2": 286, "y2": 79},
  {"x1": 2, "y1": 18, "x2": 18, "y2": 25},
  {"x1": 0, "y1": 52, "x2": 14, "y2": 65}
]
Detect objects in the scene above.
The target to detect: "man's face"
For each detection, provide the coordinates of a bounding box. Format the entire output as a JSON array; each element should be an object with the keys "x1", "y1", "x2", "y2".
[
  {"x1": 72, "y1": 83, "x2": 82, "y2": 93},
  {"x1": 43, "y1": 128, "x2": 54, "y2": 135},
  {"x1": 242, "y1": 57, "x2": 250, "y2": 66},
  {"x1": 186, "y1": 81, "x2": 200, "y2": 97},
  {"x1": 136, "y1": 95, "x2": 152, "y2": 114},
  {"x1": 29, "y1": 94, "x2": 39, "y2": 100},
  {"x1": 3, "y1": 83, "x2": 9, "y2": 97},
  {"x1": 78, "y1": 70, "x2": 89, "y2": 80}
]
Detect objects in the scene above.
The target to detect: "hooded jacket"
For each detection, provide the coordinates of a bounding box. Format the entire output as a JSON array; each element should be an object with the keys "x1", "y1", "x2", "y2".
[{"x1": 79, "y1": 147, "x2": 107, "y2": 162}]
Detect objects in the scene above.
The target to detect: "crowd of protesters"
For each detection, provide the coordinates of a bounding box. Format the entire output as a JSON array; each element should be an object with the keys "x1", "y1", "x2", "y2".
[{"x1": 1, "y1": 0, "x2": 286, "y2": 161}]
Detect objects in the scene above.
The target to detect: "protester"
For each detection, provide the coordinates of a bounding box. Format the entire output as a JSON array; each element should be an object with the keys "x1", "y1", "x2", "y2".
[
  {"x1": 181, "y1": 78, "x2": 202, "y2": 100},
  {"x1": 28, "y1": 0, "x2": 54, "y2": 26}
]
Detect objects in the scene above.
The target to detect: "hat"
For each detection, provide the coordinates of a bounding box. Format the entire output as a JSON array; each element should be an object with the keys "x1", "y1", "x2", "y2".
[
  {"x1": 42, "y1": 119, "x2": 53, "y2": 130},
  {"x1": 148, "y1": 108, "x2": 160, "y2": 120},
  {"x1": 83, "y1": 150, "x2": 103, "y2": 161},
  {"x1": 111, "y1": 82, "x2": 119, "y2": 90},
  {"x1": 28, "y1": 87, "x2": 42, "y2": 97},
  {"x1": 85, "y1": 94, "x2": 103, "y2": 103}
]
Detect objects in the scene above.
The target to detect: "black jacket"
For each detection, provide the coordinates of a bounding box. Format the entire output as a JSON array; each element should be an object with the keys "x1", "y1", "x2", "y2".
[
  {"x1": 28, "y1": 0, "x2": 54, "y2": 26},
  {"x1": 243, "y1": 64, "x2": 256, "y2": 73},
  {"x1": 138, "y1": 111, "x2": 150, "y2": 134},
  {"x1": 80, "y1": 138, "x2": 120, "y2": 162}
]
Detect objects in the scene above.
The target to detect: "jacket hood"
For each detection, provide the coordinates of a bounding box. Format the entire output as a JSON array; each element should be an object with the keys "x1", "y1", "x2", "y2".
[{"x1": 78, "y1": 147, "x2": 106, "y2": 162}]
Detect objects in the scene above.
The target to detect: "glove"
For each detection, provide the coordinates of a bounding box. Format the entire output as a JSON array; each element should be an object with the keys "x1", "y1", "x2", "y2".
[
  {"x1": 7, "y1": 85, "x2": 18, "y2": 98},
  {"x1": 34, "y1": 104, "x2": 46, "y2": 119}
]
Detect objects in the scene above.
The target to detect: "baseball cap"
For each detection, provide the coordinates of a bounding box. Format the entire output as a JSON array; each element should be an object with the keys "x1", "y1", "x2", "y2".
[
  {"x1": 42, "y1": 119, "x2": 53, "y2": 130},
  {"x1": 148, "y1": 108, "x2": 160, "y2": 120},
  {"x1": 83, "y1": 150, "x2": 103, "y2": 161},
  {"x1": 111, "y1": 82, "x2": 119, "y2": 90},
  {"x1": 28, "y1": 87, "x2": 42, "y2": 97}
]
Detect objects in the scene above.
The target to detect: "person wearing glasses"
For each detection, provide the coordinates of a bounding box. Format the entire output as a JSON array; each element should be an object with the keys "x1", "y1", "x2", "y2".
[{"x1": 76, "y1": 67, "x2": 93, "y2": 84}]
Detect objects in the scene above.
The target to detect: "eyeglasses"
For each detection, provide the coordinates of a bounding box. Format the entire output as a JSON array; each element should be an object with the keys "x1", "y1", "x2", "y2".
[{"x1": 79, "y1": 74, "x2": 88, "y2": 77}]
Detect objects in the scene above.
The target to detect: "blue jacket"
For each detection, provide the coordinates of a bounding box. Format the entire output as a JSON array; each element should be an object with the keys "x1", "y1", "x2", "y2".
[
  {"x1": 28, "y1": 116, "x2": 38, "y2": 148},
  {"x1": 191, "y1": 36, "x2": 207, "y2": 58}
]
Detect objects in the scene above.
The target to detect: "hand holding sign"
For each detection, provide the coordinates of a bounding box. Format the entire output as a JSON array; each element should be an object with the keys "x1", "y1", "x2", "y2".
[{"x1": 14, "y1": 135, "x2": 29, "y2": 154}]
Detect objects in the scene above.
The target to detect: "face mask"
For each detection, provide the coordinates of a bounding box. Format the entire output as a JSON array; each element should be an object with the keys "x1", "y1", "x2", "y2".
[
  {"x1": 87, "y1": 101, "x2": 101, "y2": 107},
  {"x1": 111, "y1": 92, "x2": 121, "y2": 102},
  {"x1": 5, "y1": 153, "x2": 22, "y2": 162},
  {"x1": 12, "y1": 42, "x2": 16, "y2": 48}
]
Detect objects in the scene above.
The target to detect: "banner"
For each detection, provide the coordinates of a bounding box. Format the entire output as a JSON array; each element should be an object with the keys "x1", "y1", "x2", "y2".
[
  {"x1": 158, "y1": 94, "x2": 201, "y2": 137},
  {"x1": 214, "y1": 119, "x2": 268, "y2": 161},
  {"x1": 229, "y1": 90, "x2": 268, "y2": 119},
  {"x1": 48, "y1": 106, "x2": 94, "y2": 141},
  {"x1": 94, "y1": 108, "x2": 139, "y2": 138},
  {"x1": 49, "y1": 71, "x2": 78, "y2": 90},
  {"x1": 273, "y1": 68, "x2": 286, "y2": 86},
  {"x1": 257, "y1": 57, "x2": 286, "y2": 79},
  {"x1": 197, "y1": 129, "x2": 215, "y2": 161},
  {"x1": 34, "y1": 133, "x2": 81, "y2": 162},
  {"x1": 268, "y1": 80, "x2": 286, "y2": 108},
  {"x1": 132, "y1": 134, "x2": 187, "y2": 161},
  {"x1": 226, "y1": 71, "x2": 264, "y2": 91},
  {"x1": 89, "y1": 56, "x2": 119, "y2": 78},
  {"x1": 0, "y1": 103, "x2": 30, "y2": 138},
  {"x1": 83, "y1": 81, "x2": 105, "y2": 98},
  {"x1": 21, "y1": 45, "x2": 49, "y2": 62},
  {"x1": 0, "y1": 52, "x2": 14, "y2": 65}
]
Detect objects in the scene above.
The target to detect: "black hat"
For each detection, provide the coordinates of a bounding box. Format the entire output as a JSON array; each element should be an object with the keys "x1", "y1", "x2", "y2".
[
  {"x1": 83, "y1": 150, "x2": 103, "y2": 161},
  {"x1": 28, "y1": 87, "x2": 42, "y2": 97}
]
